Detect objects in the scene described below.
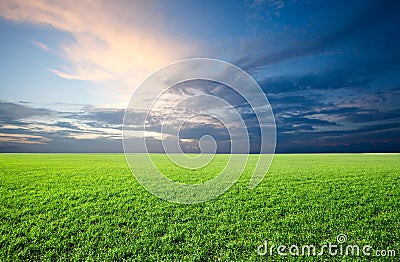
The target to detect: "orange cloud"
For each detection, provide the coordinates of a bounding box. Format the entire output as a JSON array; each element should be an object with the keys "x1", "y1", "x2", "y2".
[
  {"x1": 0, "y1": 133, "x2": 50, "y2": 144},
  {"x1": 0, "y1": 0, "x2": 194, "y2": 86}
]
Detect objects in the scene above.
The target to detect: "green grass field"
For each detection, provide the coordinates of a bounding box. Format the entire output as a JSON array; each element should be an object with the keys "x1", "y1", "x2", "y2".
[{"x1": 0, "y1": 153, "x2": 399, "y2": 261}]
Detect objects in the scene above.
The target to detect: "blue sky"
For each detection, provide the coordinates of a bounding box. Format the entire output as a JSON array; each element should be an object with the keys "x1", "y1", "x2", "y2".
[{"x1": 0, "y1": 0, "x2": 399, "y2": 153}]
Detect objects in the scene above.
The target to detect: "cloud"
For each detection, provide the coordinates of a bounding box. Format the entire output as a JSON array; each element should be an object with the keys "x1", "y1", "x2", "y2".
[
  {"x1": 0, "y1": 100, "x2": 54, "y2": 121},
  {"x1": 32, "y1": 40, "x2": 48, "y2": 51},
  {"x1": 1, "y1": 95, "x2": 399, "y2": 152},
  {"x1": 260, "y1": 68, "x2": 373, "y2": 95},
  {"x1": 237, "y1": 0, "x2": 400, "y2": 72},
  {"x1": 0, "y1": 101, "x2": 121, "y2": 144},
  {"x1": 0, "y1": 0, "x2": 194, "y2": 86},
  {"x1": 0, "y1": 133, "x2": 50, "y2": 144},
  {"x1": 341, "y1": 109, "x2": 400, "y2": 123},
  {"x1": 276, "y1": 120, "x2": 400, "y2": 153}
]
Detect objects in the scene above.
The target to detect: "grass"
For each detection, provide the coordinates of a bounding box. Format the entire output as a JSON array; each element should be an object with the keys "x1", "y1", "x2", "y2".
[{"x1": 0, "y1": 153, "x2": 399, "y2": 261}]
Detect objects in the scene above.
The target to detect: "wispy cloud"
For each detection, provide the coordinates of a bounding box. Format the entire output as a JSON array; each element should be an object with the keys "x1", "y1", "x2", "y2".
[
  {"x1": 238, "y1": 0, "x2": 400, "y2": 73},
  {"x1": 0, "y1": 0, "x2": 194, "y2": 86},
  {"x1": 32, "y1": 40, "x2": 48, "y2": 51},
  {"x1": 0, "y1": 133, "x2": 50, "y2": 144}
]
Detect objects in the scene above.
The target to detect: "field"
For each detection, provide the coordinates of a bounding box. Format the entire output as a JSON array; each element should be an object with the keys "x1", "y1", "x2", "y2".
[{"x1": 0, "y1": 153, "x2": 399, "y2": 261}]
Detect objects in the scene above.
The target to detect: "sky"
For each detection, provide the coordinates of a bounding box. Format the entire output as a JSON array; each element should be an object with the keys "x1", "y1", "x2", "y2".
[{"x1": 0, "y1": 0, "x2": 399, "y2": 153}]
